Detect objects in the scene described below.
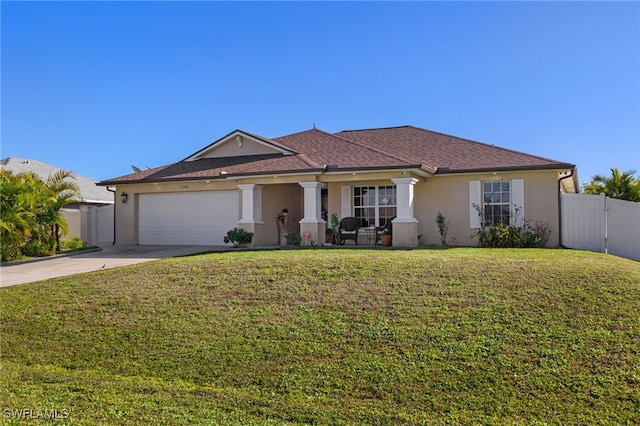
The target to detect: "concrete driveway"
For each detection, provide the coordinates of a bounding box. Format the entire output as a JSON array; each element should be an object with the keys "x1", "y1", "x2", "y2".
[{"x1": 0, "y1": 245, "x2": 222, "y2": 287}]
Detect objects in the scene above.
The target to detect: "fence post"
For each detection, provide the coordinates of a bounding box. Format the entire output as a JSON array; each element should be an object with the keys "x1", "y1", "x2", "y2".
[{"x1": 604, "y1": 196, "x2": 608, "y2": 254}]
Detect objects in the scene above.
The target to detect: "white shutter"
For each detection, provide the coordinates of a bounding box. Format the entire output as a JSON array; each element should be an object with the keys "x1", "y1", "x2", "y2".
[
  {"x1": 469, "y1": 181, "x2": 482, "y2": 228},
  {"x1": 341, "y1": 186, "x2": 351, "y2": 218},
  {"x1": 512, "y1": 179, "x2": 524, "y2": 227}
]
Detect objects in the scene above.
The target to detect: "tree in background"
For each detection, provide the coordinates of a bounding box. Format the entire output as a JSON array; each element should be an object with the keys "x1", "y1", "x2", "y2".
[
  {"x1": 41, "y1": 170, "x2": 81, "y2": 252},
  {"x1": 0, "y1": 170, "x2": 80, "y2": 261},
  {"x1": 1, "y1": 170, "x2": 38, "y2": 260},
  {"x1": 583, "y1": 168, "x2": 640, "y2": 202}
]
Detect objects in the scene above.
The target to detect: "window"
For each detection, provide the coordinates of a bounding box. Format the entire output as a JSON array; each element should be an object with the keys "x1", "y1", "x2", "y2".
[
  {"x1": 483, "y1": 181, "x2": 511, "y2": 225},
  {"x1": 470, "y1": 179, "x2": 524, "y2": 229},
  {"x1": 353, "y1": 186, "x2": 396, "y2": 227}
]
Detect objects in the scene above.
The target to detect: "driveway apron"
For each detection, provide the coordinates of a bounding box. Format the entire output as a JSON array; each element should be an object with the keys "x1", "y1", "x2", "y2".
[{"x1": 0, "y1": 246, "x2": 221, "y2": 287}]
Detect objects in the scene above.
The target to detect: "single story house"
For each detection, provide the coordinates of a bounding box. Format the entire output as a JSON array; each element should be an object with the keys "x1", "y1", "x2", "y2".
[{"x1": 97, "y1": 125, "x2": 578, "y2": 248}]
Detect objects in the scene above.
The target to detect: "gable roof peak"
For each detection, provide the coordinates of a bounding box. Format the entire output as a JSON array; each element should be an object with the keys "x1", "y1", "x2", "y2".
[{"x1": 183, "y1": 129, "x2": 296, "y2": 161}]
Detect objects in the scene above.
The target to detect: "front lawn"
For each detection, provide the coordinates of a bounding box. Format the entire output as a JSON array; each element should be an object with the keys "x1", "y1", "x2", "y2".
[{"x1": 1, "y1": 248, "x2": 638, "y2": 424}]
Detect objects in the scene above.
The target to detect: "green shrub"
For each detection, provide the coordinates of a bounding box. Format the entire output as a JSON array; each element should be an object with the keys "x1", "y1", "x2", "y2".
[
  {"x1": 472, "y1": 203, "x2": 550, "y2": 248},
  {"x1": 1, "y1": 244, "x2": 23, "y2": 262},
  {"x1": 477, "y1": 221, "x2": 550, "y2": 248},
  {"x1": 330, "y1": 213, "x2": 340, "y2": 235},
  {"x1": 60, "y1": 237, "x2": 86, "y2": 250},
  {"x1": 223, "y1": 228, "x2": 254, "y2": 247},
  {"x1": 435, "y1": 211, "x2": 450, "y2": 246},
  {"x1": 21, "y1": 238, "x2": 54, "y2": 257},
  {"x1": 285, "y1": 232, "x2": 302, "y2": 246}
]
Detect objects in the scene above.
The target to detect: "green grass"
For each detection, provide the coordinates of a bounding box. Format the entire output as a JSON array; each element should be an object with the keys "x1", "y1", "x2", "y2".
[{"x1": 1, "y1": 248, "x2": 639, "y2": 425}]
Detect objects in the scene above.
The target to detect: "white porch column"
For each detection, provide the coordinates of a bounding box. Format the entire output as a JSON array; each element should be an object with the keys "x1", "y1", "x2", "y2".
[
  {"x1": 392, "y1": 177, "x2": 419, "y2": 222},
  {"x1": 298, "y1": 181, "x2": 326, "y2": 244},
  {"x1": 299, "y1": 181, "x2": 326, "y2": 222},
  {"x1": 237, "y1": 184, "x2": 263, "y2": 247},
  {"x1": 391, "y1": 177, "x2": 419, "y2": 247},
  {"x1": 237, "y1": 184, "x2": 263, "y2": 224}
]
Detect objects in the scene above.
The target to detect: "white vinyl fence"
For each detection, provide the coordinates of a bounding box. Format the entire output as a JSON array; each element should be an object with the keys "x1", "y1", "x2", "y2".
[
  {"x1": 62, "y1": 204, "x2": 114, "y2": 247},
  {"x1": 90, "y1": 204, "x2": 115, "y2": 247},
  {"x1": 561, "y1": 193, "x2": 640, "y2": 261}
]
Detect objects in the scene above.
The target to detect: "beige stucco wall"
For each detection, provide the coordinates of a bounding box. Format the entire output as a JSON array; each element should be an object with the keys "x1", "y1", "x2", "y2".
[
  {"x1": 254, "y1": 183, "x2": 303, "y2": 246},
  {"x1": 326, "y1": 170, "x2": 561, "y2": 247},
  {"x1": 111, "y1": 169, "x2": 562, "y2": 248},
  {"x1": 413, "y1": 170, "x2": 561, "y2": 247},
  {"x1": 113, "y1": 178, "x2": 306, "y2": 246}
]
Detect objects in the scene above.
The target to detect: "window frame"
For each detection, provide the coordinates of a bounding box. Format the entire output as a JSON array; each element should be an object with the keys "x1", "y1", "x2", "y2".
[
  {"x1": 482, "y1": 180, "x2": 511, "y2": 226},
  {"x1": 352, "y1": 185, "x2": 397, "y2": 228}
]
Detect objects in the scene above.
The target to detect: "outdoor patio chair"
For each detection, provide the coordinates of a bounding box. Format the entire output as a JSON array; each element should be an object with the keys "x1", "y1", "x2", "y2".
[{"x1": 338, "y1": 217, "x2": 360, "y2": 245}]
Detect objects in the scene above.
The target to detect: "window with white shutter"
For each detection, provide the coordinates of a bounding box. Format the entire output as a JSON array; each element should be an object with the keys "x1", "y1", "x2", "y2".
[{"x1": 469, "y1": 179, "x2": 525, "y2": 228}]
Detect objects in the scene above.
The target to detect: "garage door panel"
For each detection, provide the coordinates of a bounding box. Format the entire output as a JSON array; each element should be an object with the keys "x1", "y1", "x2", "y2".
[{"x1": 139, "y1": 191, "x2": 239, "y2": 245}]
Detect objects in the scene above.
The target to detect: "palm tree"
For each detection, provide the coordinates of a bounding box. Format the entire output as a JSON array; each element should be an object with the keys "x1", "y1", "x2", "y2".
[
  {"x1": 0, "y1": 170, "x2": 80, "y2": 260},
  {"x1": 40, "y1": 170, "x2": 81, "y2": 252},
  {"x1": 583, "y1": 168, "x2": 640, "y2": 202},
  {"x1": 0, "y1": 171, "x2": 39, "y2": 260}
]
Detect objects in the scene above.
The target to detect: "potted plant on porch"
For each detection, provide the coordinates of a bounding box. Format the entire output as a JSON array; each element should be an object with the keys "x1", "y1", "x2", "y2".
[
  {"x1": 324, "y1": 213, "x2": 340, "y2": 246},
  {"x1": 379, "y1": 225, "x2": 392, "y2": 247}
]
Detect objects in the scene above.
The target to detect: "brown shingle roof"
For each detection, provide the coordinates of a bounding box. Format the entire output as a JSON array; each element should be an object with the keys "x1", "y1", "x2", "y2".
[
  {"x1": 98, "y1": 125, "x2": 574, "y2": 185},
  {"x1": 98, "y1": 154, "x2": 323, "y2": 184},
  {"x1": 272, "y1": 129, "x2": 414, "y2": 170},
  {"x1": 335, "y1": 125, "x2": 572, "y2": 173}
]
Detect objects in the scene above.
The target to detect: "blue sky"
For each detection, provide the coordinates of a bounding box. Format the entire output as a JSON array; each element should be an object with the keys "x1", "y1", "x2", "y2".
[{"x1": 2, "y1": 1, "x2": 639, "y2": 186}]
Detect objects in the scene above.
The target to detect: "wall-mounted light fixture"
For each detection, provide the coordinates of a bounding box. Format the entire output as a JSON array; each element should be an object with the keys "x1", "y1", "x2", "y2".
[{"x1": 120, "y1": 192, "x2": 128, "y2": 203}]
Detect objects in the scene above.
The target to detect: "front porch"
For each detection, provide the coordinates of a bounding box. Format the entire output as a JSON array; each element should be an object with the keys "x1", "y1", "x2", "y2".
[{"x1": 237, "y1": 177, "x2": 421, "y2": 248}]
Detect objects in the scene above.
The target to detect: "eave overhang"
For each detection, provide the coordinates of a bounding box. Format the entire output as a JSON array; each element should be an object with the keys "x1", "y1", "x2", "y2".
[
  {"x1": 98, "y1": 162, "x2": 575, "y2": 187},
  {"x1": 97, "y1": 164, "x2": 429, "y2": 186},
  {"x1": 433, "y1": 163, "x2": 576, "y2": 175}
]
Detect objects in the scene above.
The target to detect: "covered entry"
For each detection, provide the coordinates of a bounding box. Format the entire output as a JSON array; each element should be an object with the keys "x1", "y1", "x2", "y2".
[{"x1": 138, "y1": 191, "x2": 239, "y2": 245}]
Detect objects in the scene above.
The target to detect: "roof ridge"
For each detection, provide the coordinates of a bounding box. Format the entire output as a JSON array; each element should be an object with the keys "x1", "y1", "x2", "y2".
[
  {"x1": 272, "y1": 127, "x2": 325, "y2": 141},
  {"x1": 331, "y1": 129, "x2": 418, "y2": 167},
  {"x1": 337, "y1": 125, "x2": 411, "y2": 133},
  {"x1": 275, "y1": 127, "x2": 418, "y2": 169}
]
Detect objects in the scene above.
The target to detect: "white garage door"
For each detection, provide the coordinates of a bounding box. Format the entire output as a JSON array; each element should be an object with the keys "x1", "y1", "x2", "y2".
[{"x1": 138, "y1": 191, "x2": 239, "y2": 245}]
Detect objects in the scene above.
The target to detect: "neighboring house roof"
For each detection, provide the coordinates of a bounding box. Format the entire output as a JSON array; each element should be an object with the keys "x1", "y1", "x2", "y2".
[
  {"x1": 1, "y1": 157, "x2": 114, "y2": 204},
  {"x1": 97, "y1": 125, "x2": 575, "y2": 185}
]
